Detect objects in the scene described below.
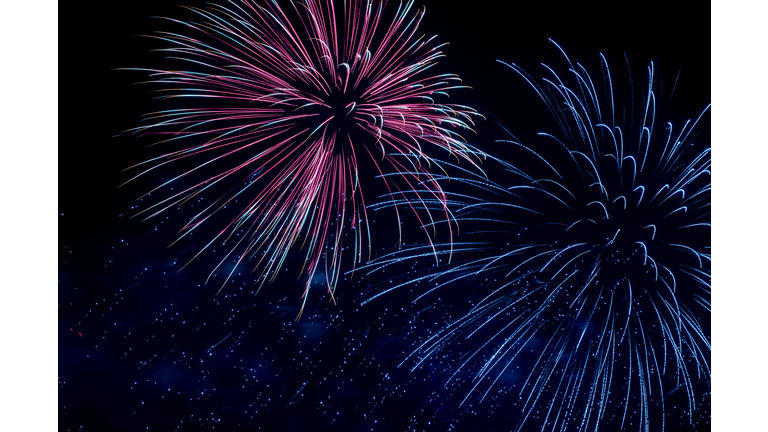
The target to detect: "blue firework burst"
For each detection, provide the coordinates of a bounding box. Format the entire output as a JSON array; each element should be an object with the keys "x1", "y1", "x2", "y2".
[{"x1": 359, "y1": 41, "x2": 710, "y2": 431}]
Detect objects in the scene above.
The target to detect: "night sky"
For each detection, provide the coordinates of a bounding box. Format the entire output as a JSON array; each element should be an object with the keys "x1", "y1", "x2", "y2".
[{"x1": 58, "y1": 1, "x2": 712, "y2": 431}]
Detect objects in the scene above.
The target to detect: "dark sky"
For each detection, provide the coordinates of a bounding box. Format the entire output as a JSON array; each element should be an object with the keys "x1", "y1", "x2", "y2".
[{"x1": 59, "y1": 1, "x2": 710, "y2": 431}]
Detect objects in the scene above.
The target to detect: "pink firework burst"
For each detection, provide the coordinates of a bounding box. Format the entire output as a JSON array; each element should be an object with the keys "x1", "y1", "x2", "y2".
[{"x1": 120, "y1": 0, "x2": 484, "y2": 315}]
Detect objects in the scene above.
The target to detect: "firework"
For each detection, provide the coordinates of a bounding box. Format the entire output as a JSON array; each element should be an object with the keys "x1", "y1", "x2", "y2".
[
  {"x1": 118, "y1": 0, "x2": 483, "y2": 315},
  {"x1": 360, "y1": 41, "x2": 710, "y2": 431}
]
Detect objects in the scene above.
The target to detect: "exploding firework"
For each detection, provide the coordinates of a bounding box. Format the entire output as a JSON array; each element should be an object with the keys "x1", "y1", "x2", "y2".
[
  {"x1": 359, "y1": 41, "x2": 710, "y2": 431},
  {"x1": 118, "y1": 0, "x2": 483, "y2": 314}
]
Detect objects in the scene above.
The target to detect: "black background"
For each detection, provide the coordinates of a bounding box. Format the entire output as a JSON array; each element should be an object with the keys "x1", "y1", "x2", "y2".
[{"x1": 59, "y1": 1, "x2": 710, "y2": 431}]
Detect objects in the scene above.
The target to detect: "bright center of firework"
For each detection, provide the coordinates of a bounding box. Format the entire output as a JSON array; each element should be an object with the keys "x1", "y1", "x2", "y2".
[
  {"x1": 572, "y1": 201, "x2": 664, "y2": 287},
  {"x1": 325, "y1": 91, "x2": 358, "y2": 130}
]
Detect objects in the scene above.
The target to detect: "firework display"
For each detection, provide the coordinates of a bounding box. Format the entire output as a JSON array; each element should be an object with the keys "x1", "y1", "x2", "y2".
[
  {"x1": 119, "y1": 0, "x2": 482, "y2": 313},
  {"x1": 58, "y1": 1, "x2": 712, "y2": 430},
  {"x1": 360, "y1": 41, "x2": 710, "y2": 431}
]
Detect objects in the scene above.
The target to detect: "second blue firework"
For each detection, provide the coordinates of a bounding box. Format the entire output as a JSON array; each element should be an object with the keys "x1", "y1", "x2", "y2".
[{"x1": 360, "y1": 41, "x2": 711, "y2": 432}]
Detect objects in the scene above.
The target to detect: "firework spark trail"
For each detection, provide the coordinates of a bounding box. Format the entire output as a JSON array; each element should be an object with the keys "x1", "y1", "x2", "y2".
[
  {"x1": 359, "y1": 40, "x2": 710, "y2": 431},
  {"x1": 118, "y1": 0, "x2": 484, "y2": 315}
]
